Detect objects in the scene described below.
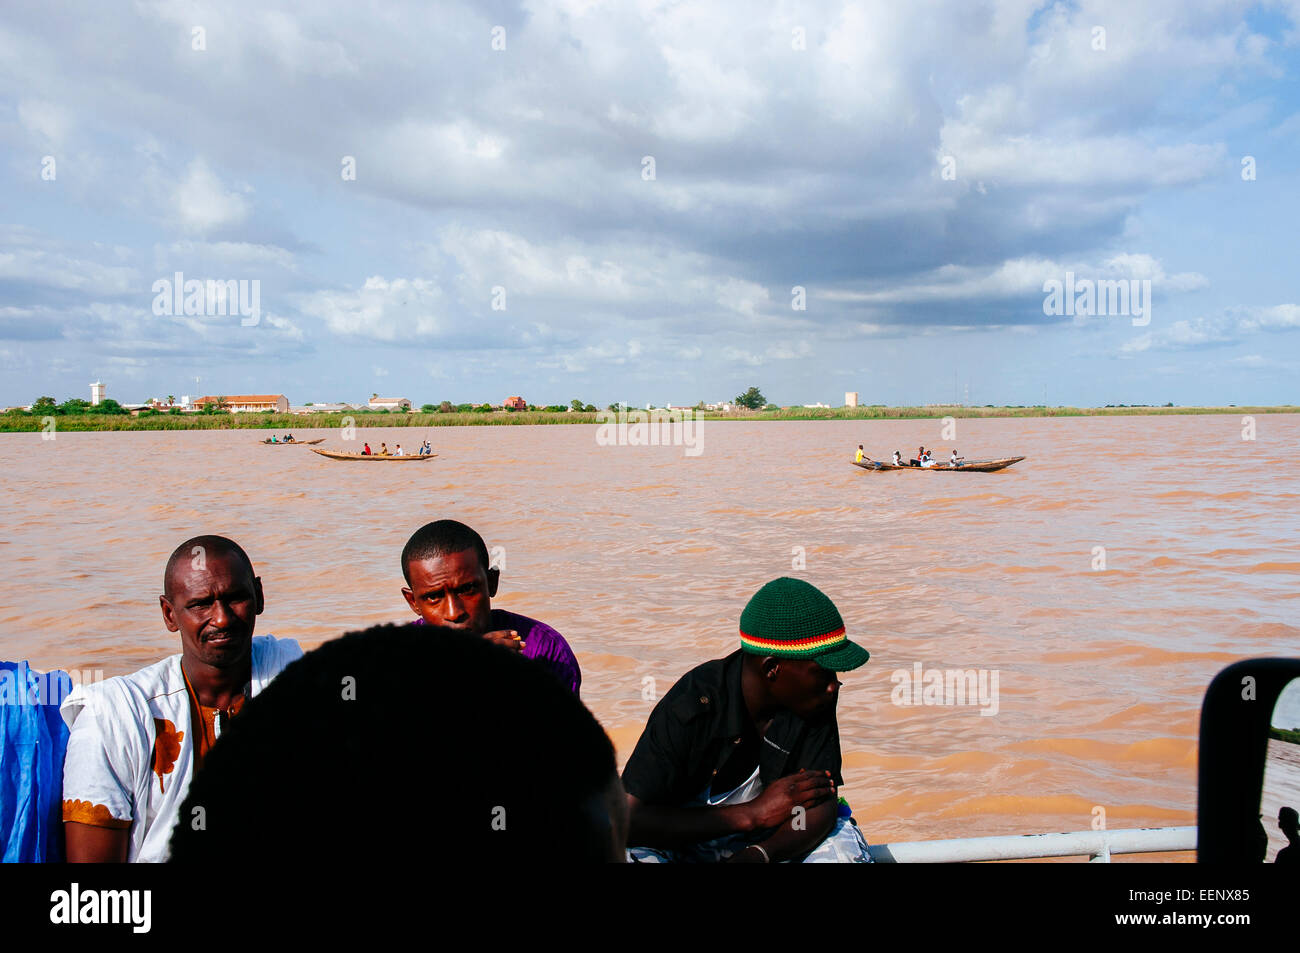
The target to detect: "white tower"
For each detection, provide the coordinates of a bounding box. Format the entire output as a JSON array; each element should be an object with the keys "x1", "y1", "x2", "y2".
[
  {"x1": 845, "y1": 391, "x2": 859, "y2": 408},
  {"x1": 90, "y1": 381, "x2": 105, "y2": 406}
]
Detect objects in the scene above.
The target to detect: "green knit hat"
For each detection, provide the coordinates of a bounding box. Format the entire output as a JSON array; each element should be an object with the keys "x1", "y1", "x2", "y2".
[{"x1": 739, "y1": 577, "x2": 869, "y2": 671}]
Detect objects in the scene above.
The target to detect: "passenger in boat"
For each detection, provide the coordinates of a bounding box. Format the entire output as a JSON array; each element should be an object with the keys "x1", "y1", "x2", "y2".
[
  {"x1": 285, "y1": 434, "x2": 294, "y2": 442},
  {"x1": 892, "y1": 450, "x2": 902, "y2": 466},
  {"x1": 270, "y1": 435, "x2": 278, "y2": 443},
  {"x1": 400, "y1": 519, "x2": 581, "y2": 694},
  {"x1": 362, "y1": 443, "x2": 372, "y2": 455},
  {"x1": 854, "y1": 445, "x2": 865, "y2": 463},
  {"x1": 623, "y1": 577, "x2": 873, "y2": 863},
  {"x1": 167, "y1": 624, "x2": 626, "y2": 864},
  {"x1": 394, "y1": 444, "x2": 405, "y2": 456},
  {"x1": 60, "y1": 535, "x2": 301, "y2": 862},
  {"x1": 910, "y1": 446, "x2": 924, "y2": 466},
  {"x1": 379, "y1": 442, "x2": 388, "y2": 455}
]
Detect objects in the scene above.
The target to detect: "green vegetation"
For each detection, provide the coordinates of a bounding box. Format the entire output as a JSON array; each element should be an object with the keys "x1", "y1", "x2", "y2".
[
  {"x1": 734, "y1": 386, "x2": 766, "y2": 410},
  {"x1": 1, "y1": 394, "x2": 1295, "y2": 434},
  {"x1": 742, "y1": 404, "x2": 1298, "y2": 421},
  {"x1": 0, "y1": 410, "x2": 607, "y2": 432},
  {"x1": 28, "y1": 396, "x2": 130, "y2": 416}
]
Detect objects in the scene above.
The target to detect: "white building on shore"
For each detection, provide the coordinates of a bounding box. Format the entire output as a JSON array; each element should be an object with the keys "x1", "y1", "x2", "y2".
[
  {"x1": 368, "y1": 397, "x2": 412, "y2": 412},
  {"x1": 290, "y1": 403, "x2": 355, "y2": 414},
  {"x1": 192, "y1": 394, "x2": 290, "y2": 413}
]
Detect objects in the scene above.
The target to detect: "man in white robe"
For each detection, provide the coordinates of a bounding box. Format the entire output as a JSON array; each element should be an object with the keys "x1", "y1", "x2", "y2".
[{"x1": 61, "y1": 535, "x2": 301, "y2": 862}]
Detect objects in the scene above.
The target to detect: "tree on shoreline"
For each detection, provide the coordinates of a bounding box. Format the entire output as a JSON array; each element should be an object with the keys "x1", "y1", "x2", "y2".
[{"x1": 734, "y1": 386, "x2": 766, "y2": 410}]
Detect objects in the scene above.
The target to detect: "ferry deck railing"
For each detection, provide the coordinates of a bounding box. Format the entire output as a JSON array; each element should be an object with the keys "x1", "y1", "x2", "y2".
[{"x1": 866, "y1": 825, "x2": 1196, "y2": 863}]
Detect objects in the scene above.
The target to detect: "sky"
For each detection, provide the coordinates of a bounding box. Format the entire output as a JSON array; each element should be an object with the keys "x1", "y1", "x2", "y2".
[{"x1": 2, "y1": 0, "x2": 1298, "y2": 409}]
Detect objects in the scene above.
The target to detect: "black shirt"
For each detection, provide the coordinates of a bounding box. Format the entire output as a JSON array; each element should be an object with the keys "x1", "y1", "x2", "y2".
[{"x1": 621, "y1": 650, "x2": 843, "y2": 805}]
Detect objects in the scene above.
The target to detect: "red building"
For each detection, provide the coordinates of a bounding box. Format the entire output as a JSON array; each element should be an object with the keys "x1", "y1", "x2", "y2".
[{"x1": 504, "y1": 395, "x2": 527, "y2": 411}]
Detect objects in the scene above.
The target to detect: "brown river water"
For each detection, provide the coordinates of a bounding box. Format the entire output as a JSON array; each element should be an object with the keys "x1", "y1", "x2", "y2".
[{"x1": 3, "y1": 415, "x2": 1297, "y2": 857}]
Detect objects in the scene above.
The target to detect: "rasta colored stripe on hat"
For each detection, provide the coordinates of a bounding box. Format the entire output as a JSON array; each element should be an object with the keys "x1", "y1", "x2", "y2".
[
  {"x1": 740, "y1": 625, "x2": 846, "y2": 658},
  {"x1": 738, "y1": 577, "x2": 845, "y2": 654},
  {"x1": 739, "y1": 577, "x2": 870, "y2": 671}
]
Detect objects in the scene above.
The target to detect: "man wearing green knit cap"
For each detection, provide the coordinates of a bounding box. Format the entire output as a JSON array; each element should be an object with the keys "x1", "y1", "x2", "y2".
[{"x1": 622, "y1": 577, "x2": 873, "y2": 863}]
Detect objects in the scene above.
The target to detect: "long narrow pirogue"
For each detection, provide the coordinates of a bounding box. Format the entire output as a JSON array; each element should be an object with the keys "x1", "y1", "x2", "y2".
[
  {"x1": 259, "y1": 438, "x2": 326, "y2": 445},
  {"x1": 311, "y1": 448, "x2": 438, "y2": 462},
  {"x1": 853, "y1": 456, "x2": 1025, "y2": 472}
]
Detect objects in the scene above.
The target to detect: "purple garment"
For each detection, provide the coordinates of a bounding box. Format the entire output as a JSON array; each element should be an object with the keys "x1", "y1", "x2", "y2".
[{"x1": 410, "y1": 608, "x2": 581, "y2": 695}]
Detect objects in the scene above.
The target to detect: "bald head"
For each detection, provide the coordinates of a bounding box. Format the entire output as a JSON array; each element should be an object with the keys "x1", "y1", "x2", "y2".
[{"x1": 164, "y1": 535, "x2": 255, "y2": 600}]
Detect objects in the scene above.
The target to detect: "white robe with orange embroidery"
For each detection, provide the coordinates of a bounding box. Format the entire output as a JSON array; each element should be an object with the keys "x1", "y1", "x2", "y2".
[{"x1": 60, "y1": 635, "x2": 302, "y2": 862}]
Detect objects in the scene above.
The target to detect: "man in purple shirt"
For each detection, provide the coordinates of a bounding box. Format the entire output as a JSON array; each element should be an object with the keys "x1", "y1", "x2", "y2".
[{"x1": 400, "y1": 519, "x2": 581, "y2": 694}]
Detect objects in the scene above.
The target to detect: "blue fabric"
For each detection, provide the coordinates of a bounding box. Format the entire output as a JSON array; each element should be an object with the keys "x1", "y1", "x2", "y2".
[{"x1": 0, "y1": 661, "x2": 72, "y2": 862}]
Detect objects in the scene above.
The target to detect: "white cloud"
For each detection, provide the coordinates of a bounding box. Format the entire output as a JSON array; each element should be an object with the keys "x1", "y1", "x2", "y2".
[
  {"x1": 1229, "y1": 353, "x2": 1268, "y2": 366},
  {"x1": 1121, "y1": 319, "x2": 1234, "y2": 354},
  {"x1": 721, "y1": 340, "x2": 812, "y2": 366},
  {"x1": 1236, "y1": 303, "x2": 1300, "y2": 332},
  {"x1": 296, "y1": 276, "x2": 446, "y2": 341},
  {"x1": 434, "y1": 227, "x2": 793, "y2": 326},
  {"x1": 17, "y1": 99, "x2": 73, "y2": 145},
  {"x1": 823, "y1": 253, "x2": 1206, "y2": 309},
  {"x1": 652, "y1": 45, "x2": 764, "y2": 142},
  {"x1": 154, "y1": 240, "x2": 297, "y2": 272},
  {"x1": 2, "y1": 0, "x2": 1296, "y2": 403},
  {"x1": 172, "y1": 159, "x2": 250, "y2": 233},
  {"x1": 939, "y1": 127, "x2": 1226, "y2": 189},
  {"x1": 1118, "y1": 303, "x2": 1300, "y2": 354},
  {"x1": 541, "y1": 339, "x2": 646, "y2": 373},
  {"x1": 0, "y1": 228, "x2": 138, "y2": 294}
]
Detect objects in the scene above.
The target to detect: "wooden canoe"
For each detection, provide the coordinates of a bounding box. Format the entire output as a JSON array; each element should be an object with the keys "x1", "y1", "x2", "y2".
[
  {"x1": 853, "y1": 456, "x2": 1025, "y2": 473},
  {"x1": 311, "y1": 448, "x2": 437, "y2": 462},
  {"x1": 260, "y1": 438, "x2": 325, "y2": 445}
]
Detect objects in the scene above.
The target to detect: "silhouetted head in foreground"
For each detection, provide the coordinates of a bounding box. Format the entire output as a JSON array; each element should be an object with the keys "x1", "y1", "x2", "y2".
[
  {"x1": 169, "y1": 624, "x2": 625, "y2": 863},
  {"x1": 1281, "y1": 807, "x2": 1299, "y2": 841}
]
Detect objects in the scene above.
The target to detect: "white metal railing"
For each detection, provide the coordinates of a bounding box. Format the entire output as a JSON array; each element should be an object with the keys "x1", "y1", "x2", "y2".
[{"x1": 866, "y1": 826, "x2": 1196, "y2": 863}]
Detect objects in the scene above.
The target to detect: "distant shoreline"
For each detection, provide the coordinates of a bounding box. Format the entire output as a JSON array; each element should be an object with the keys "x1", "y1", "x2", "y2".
[{"x1": 1, "y1": 405, "x2": 1295, "y2": 433}]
